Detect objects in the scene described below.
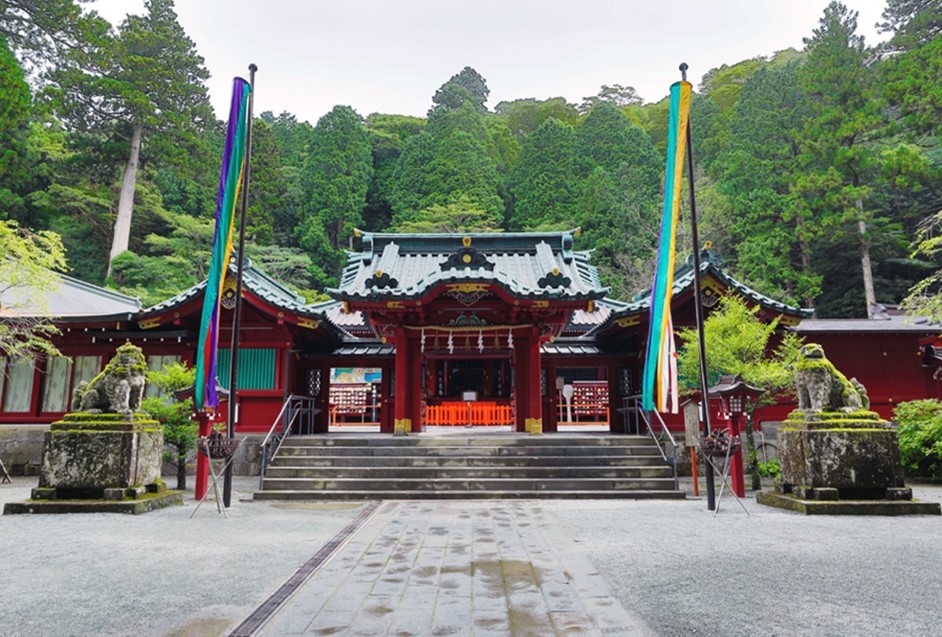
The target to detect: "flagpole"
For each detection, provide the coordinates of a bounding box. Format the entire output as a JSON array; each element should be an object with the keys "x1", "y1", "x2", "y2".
[
  {"x1": 223, "y1": 63, "x2": 257, "y2": 508},
  {"x1": 680, "y1": 62, "x2": 716, "y2": 511}
]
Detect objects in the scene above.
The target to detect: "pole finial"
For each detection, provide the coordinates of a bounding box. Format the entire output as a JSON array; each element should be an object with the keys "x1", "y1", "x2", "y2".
[
  {"x1": 679, "y1": 63, "x2": 688, "y2": 82},
  {"x1": 249, "y1": 63, "x2": 258, "y2": 73}
]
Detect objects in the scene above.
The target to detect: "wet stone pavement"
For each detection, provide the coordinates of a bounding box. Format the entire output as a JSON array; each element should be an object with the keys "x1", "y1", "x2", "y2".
[{"x1": 255, "y1": 500, "x2": 651, "y2": 636}]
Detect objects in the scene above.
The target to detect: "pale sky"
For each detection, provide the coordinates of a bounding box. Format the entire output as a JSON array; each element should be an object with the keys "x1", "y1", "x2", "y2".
[{"x1": 91, "y1": 0, "x2": 890, "y2": 124}]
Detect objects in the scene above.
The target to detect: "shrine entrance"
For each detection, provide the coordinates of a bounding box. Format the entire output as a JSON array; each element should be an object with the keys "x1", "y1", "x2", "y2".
[
  {"x1": 332, "y1": 230, "x2": 610, "y2": 435},
  {"x1": 424, "y1": 356, "x2": 514, "y2": 427}
]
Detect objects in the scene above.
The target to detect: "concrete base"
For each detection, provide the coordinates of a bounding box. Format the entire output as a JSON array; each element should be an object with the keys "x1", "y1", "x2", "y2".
[
  {"x1": 757, "y1": 490, "x2": 941, "y2": 516},
  {"x1": 3, "y1": 491, "x2": 182, "y2": 515},
  {"x1": 40, "y1": 413, "x2": 164, "y2": 491}
]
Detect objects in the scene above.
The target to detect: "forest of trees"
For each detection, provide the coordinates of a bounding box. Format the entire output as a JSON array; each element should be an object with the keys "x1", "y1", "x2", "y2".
[{"x1": 1, "y1": 0, "x2": 941, "y2": 317}]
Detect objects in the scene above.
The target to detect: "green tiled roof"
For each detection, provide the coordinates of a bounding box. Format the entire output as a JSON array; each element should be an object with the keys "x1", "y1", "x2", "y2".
[
  {"x1": 600, "y1": 251, "x2": 811, "y2": 331},
  {"x1": 138, "y1": 258, "x2": 323, "y2": 320},
  {"x1": 330, "y1": 230, "x2": 608, "y2": 302}
]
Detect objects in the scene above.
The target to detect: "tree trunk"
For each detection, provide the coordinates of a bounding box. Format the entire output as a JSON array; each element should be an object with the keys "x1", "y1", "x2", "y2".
[
  {"x1": 795, "y1": 216, "x2": 816, "y2": 314},
  {"x1": 858, "y1": 200, "x2": 877, "y2": 318},
  {"x1": 745, "y1": 414, "x2": 761, "y2": 491},
  {"x1": 176, "y1": 450, "x2": 187, "y2": 491},
  {"x1": 106, "y1": 122, "x2": 143, "y2": 277}
]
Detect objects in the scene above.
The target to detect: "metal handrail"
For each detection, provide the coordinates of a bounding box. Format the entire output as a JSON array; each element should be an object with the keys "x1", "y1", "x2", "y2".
[
  {"x1": 259, "y1": 395, "x2": 317, "y2": 487},
  {"x1": 624, "y1": 395, "x2": 680, "y2": 491}
]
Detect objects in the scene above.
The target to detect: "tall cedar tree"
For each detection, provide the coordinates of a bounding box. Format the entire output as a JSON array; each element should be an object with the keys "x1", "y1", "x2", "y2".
[
  {"x1": 429, "y1": 66, "x2": 489, "y2": 117},
  {"x1": 0, "y1": 0, "x2": 108, "y2": 76},
  {"x1": 510, "y1": 117, "x2": 579, "y2": 230},
  {"x1": 390, "y1": 101, "x2": 503, "y2": 228},
  {"x1": 795, "y1": 1, "x2": 889, "y2": 317},
  {"x1": 719, "y1": 62, "x2": 821, "y2": 308},
  {"x1": 297, "y1": 105, "x2": 373, "y2": 285},
  {"x1": 575, "y1": 102, "x2": 663, "y2": 297},
  {"x1": 0, "y1": 35, "x2": 32, "y2": 221},
  {"x1": 49, "y1": 0, "x2": 213, "y2": 275}
]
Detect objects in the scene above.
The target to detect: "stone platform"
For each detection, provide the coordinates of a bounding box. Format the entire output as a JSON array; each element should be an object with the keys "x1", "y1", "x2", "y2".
[
  {"x1": 757, "y1": 490, "x2": 941, "y2": 516},
  {"x1": 4, "y1": 490, "x2": 182, "y2": 515}
]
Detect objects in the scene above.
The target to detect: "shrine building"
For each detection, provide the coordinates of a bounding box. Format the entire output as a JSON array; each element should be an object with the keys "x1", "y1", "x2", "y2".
[{"x1": 2, "y1": 229, "x2": 938, "y2": 440}]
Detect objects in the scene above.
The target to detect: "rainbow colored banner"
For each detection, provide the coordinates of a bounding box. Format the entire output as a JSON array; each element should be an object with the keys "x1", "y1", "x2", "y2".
[
  {"x1": 194, "y1": 77, "x2": 252, "y2": 409},
  {"x1": 642, "y1": 80, "x2": 692, "y2": 413}
]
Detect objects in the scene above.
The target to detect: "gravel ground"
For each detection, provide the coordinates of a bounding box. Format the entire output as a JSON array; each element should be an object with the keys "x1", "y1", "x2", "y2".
[
  {"x1": 0, "y1": 478, "x2": 365, "y2": 637},
  {"x1": 3, "y1": 478, "x2": 940, "y2": 637},
  {"x1": 544, "y1": 482, "x2": 942, "y2": 637}
]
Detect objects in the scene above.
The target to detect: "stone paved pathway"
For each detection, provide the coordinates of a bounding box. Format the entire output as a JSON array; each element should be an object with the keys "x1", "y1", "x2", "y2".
[{"x1": 254, "y1": 500, "x2": 652, "y2": 636}]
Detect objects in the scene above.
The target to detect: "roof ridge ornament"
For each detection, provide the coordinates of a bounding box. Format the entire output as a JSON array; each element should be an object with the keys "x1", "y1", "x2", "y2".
[
  {"x1": 365, "y1": 269, "x2": 398, "y2": 289},
  {"x1": 538, "y1": 267, "x2": 572, "y2": 289},
  {"x1": 439, "y1": 236, "x2": 494, "y2": 271}
]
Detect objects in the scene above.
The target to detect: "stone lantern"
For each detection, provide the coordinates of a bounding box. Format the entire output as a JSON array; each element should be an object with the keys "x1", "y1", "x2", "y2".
[{"x1": 707, "y1": 374, "x2": 764, "y2": 498}]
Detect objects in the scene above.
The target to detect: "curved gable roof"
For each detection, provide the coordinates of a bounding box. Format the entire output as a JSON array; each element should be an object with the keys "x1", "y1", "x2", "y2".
[{"x1": 329, "y1": 229, "x2": 608, "y2": 303}]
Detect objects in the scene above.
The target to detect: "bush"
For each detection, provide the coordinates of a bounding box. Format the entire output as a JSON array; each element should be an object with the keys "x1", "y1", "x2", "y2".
[
  {"x1": 893, "y1": 399, "x2": 942, "y2": 480},
  {"x1": 757, "y1": 458, "x2": 781, "y2": 481},
  {"x1": 144, "y1": 362, "x2": 197, "y2": 490}
]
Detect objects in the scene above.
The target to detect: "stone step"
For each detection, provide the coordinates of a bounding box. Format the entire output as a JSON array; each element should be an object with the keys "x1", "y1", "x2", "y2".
[
  {"x1": 254, "y1": 433, "x2": 683, "y2": 501},
  {"x1": 278, "y1": 435, "x2": 655, "y2": 448},
  {"x1": 252, "y1": 489, "x2": 687, "y2": 501},
  {"x1": 267, "y1": 454, "x2": 670, "y2": 468},
  {"x1": 259, "y1": 476, "x2": 678, "y2": 492},
  {"x1": 263, "y1": 465, "x2": 674, "y2": 480},
  {"x1": 275, "y1": 444, "x2": 664, "y2": 458}
]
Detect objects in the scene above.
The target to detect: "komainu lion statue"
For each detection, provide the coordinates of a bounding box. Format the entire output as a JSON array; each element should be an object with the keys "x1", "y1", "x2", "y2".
[
  {"x1": 795, "y1": 343, "x2": 870, "y2": 413},
  {"x1": 71, "y1": 343, "x2": 147, "y2": 416}
]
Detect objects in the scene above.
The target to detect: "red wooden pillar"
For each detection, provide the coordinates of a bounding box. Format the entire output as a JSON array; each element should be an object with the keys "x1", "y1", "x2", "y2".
[
  {"x1": 728, "y1": 413, "x2": 746, "y2": 498},
  {"x1": 409, "y1": 334, "x2": 424, "y2": 432},
  {"x1": 526, "y1": 328, "x2": 543, "y2": 434},
  {"x1": 193, "y1": 412, "x2": 213, "y2": 500},
  {"x1": 393, "y1": 327, "x2": 411, "y2": 435},
  {"x1": 513, "y1": 333, "x2": 528, "y2": 432}
]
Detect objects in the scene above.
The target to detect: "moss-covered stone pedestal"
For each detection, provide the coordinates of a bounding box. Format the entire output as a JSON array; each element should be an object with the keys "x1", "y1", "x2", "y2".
[
  {"x1": 757, "y1": 411, "x2": 940, "y2": 516},
  {"x1": 3, "y1": 413, "x2": 182, "y2": 515}
]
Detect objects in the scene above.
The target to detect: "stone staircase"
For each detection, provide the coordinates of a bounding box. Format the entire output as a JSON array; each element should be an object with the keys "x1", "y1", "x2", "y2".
[{"x1": 253, "y1": 434, "x2": 685, "y2": 500}]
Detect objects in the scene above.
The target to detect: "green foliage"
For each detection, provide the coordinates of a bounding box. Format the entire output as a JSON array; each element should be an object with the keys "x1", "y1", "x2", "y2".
[
  {"x1": 429, "y1": 66, "x2": 489, "y2": 117},
  {"x1": 494, "y1": 97, "x2": 579, "y2": 137},
  {"x1": 390, "y1": 101, "x2": 503, "y2": 229},
  {"x1": 878, "y1": 0, "x2": 942, "y2": 51},
  {"x1": 107, "y1": 251, "x2": 196, "y2": 306},
  {"x1": 573, "y1": 104, "x2": 664, "y2": 296},
  {"x1": 880, "y1": 34, "x2": 942, "y2": 137},
  {"x1": 45, "y1": 0, "x2": 213, "y2": 273},
  {"x1": 142, "y1": 361, "x2": 197, "y2": 490},
  {"x1": 893, "y1": 399, "x2": 942, "y2": 479},
  {"x1": 362, "y1": 113, "x2": 425, "y2": 233},
  {"x1": 757, "y1": 458, "x2": 782, "y2": 480},
  {"x1": 0, "y1": 0, "x2": 109, "y2": 75},
  {"x1": 509, "y1": 118, "x2": 580, "y2": 230},
  {"x1": 392, "y1": 196, "x2": 502, "y2": 234},
  {"x1": 246, "y1": 243, "x2": 320, "y2": 293},
  {"x1": 0, "y1": 220, "x2": 67, "y2": 360},
  {"x1": 578, "y1": 84, "x2": 642, "y2": 114},
  {"x1": 0, "y1": 35, "x2": 33, "y2": 221},
  {"x1": 297, "y1": 105, "x2": 373, "y2": 284},
  {"x1": 676, "y1": 295, "x2": 803, "y2": 401}
]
